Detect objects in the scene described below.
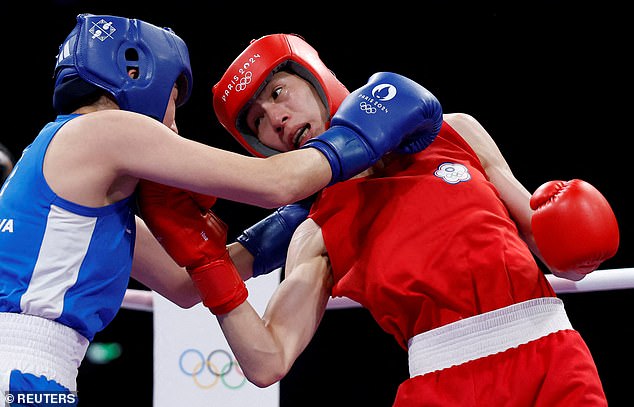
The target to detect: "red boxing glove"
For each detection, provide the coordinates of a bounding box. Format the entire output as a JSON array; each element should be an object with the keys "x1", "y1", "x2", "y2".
[
  {"x1": 530, "y1": 179, "x2": 619, "y2": 275},
  {"x1": 137, "y1": 180, "x2": 247, "y2": 314}
]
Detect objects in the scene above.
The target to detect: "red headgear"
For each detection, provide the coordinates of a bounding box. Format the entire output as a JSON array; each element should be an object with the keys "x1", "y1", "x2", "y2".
[{"x1": 212, "y1": 34, "x2": 349, "y2": 157}]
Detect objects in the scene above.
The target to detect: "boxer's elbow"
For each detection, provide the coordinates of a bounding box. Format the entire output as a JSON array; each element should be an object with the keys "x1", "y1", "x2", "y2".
[
  {"x1": 245, "y1": 362, "x2": 290, "y2": 388},
  {"x1": 172, "y1": 294, "x2": 201, "y2": 309},
  {"x1": 239, "y1": 345, "x2": 293, "y2": 388}
]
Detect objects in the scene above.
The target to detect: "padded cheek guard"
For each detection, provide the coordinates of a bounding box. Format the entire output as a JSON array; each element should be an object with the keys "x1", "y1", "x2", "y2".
[
  {"x1": 212, "y1": 33, "x2": 349, "y2": 157},
  {"x1": 53, "y1": 13, "x2": 193, "y2": 122}
]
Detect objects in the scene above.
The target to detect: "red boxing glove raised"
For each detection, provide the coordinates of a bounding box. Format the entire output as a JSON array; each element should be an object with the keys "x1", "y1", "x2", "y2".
[
  {"x1": 530, "y1": 179, "x2": 619, "y2": 275},
  {"x1": 137, "y1": 180, "x2": 247, "y2": 314}
]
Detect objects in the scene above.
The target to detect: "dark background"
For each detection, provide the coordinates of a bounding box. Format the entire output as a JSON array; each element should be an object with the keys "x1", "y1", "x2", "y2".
[{"x1": 6, "y1": 1, "x2": 631, "y2": 405}]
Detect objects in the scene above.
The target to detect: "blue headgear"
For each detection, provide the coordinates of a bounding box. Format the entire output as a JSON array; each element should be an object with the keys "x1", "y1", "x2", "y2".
[{"x1": 53, "y1": 13, "x2": 193, "y2": 121}]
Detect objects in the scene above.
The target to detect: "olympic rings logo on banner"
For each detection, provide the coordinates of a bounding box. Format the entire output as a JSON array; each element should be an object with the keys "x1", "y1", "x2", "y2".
[{"x1": 179, "y1": 348, "x2": 247, "y2": 390}]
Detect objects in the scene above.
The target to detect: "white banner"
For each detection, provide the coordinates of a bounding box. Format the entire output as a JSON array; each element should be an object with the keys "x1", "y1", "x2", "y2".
[{"x1": 153, "y1": 270, "x2": 281, "y2": 407}]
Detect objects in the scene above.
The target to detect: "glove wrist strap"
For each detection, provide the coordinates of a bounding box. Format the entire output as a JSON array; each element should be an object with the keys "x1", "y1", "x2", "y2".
[{"x1": 188, "y1": 251, "x2": 248, "y2": 314}]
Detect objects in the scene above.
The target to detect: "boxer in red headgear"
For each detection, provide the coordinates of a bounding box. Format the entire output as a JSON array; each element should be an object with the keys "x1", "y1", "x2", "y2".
[
  {"x1": 214, "y1": 33, "x2": 350, "y2": 157},
  {"x1": 145, "y1": 33, "x2": 619, "y2": 406},
  {"x1": 140, "y1": 33, "x2": 443, "y2": 305}
]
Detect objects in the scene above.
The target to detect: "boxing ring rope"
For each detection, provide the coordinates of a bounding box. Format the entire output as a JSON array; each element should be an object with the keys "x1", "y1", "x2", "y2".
[{"x1": 121, "y1": 267, "x2": 634, "y2": 312}]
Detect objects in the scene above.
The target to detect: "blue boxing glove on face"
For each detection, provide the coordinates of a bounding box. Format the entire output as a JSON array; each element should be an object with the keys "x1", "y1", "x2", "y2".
[
  {"x1": 301, "y1": 72, "x2": 443, "y2": 184},
  {"x1": 237, "y1": 197, "x2": 314, "y2": 278}
]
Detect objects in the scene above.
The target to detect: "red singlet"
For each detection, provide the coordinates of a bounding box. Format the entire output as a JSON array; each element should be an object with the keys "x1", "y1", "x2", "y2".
[
  {"x1": 309, "y1": 121, "x2": 606, "y2": 406},
  {"x1": 310, "y1": 121, "x2": 555, "y2": 349}
]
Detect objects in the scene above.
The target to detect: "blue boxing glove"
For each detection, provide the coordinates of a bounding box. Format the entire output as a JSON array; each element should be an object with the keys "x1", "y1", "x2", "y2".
[
  {"x1": 301, "y1": 72, "x2": 442, "y2": 184},
  {"x1": 237, "y1": 197, "x2": 314, "y2": 277}
]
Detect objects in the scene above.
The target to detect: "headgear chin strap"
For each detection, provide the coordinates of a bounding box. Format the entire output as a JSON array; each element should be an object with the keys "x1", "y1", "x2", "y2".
[
  {"x1": 212, "y1": 34, "x2": 349, "y2": 157},
  {"x1": 53, "y1": 13, "x2": 193, "y2": 122}
]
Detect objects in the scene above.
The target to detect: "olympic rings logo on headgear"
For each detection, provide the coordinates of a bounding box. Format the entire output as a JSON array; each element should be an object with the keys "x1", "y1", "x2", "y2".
[
  {"x1": 235, "y1": 72, "x2": 253, "y2": 92},
  {"x1": 359, "y1": 101, "x2": 377, "y2": 114},
  {"x1": 179, "y1": 348, "x2": 247, "y2": 390}
]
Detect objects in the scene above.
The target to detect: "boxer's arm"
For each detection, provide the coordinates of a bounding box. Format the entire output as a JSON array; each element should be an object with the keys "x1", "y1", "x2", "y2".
[
  {"x1": 131, "y1": 216, "x2": 201, "y2": 308},
  {"x1": 443, "y1": 114, "x2": 564, "y2": 272},
  {"x1": 217, "y1": 219, "x2": 331, "y2": 388},
  {"x1": 445, "y1": 113, "x2": 619, "y2": 281},
  {"x1": 57, "y1": 78, "x2": 439, "y2": 210},
  {"x1": 44, "y1": 110, "x2": 330, "y2": 209},
  {"x1": 226, "y1": 241, "x2": 256, "y2": 281}
]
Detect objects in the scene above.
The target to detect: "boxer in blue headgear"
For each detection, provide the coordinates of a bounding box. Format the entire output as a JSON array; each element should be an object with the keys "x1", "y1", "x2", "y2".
[
  {"x1": 52, "y1": 13, "x2": 192, "y2": 121},
  {"x1": 0, "y1": 15, "x2": 438, "y2": 404}
]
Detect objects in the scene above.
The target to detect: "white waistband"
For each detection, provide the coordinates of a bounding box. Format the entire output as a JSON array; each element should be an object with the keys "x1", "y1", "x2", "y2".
[
  {"x1": 0, "y1": 312, "x2": 89, "y2": 390},
  {"x1": 407, "y1": 297, "x2": 572, "y2": 378}
]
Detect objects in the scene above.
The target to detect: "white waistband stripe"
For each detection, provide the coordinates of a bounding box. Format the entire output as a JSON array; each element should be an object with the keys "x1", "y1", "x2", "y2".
[
  {"x1": 407, "y1": 297, "x2": 572, "y2": 377},
  {"x1": 0, "y1": 312, "x2": 89, "y2": 390}
]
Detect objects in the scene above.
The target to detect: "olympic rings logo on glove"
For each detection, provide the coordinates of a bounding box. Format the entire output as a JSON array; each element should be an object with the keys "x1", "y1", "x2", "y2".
[
  {"x1": 179, "y1": 348, "x2": 247, "y2": 390},
  {"x1": 235, "y1": 72, "x2": 253, "y2": 92},
  {"x1": 359, "y1": 101, "x2": 377, "y2": 114}
]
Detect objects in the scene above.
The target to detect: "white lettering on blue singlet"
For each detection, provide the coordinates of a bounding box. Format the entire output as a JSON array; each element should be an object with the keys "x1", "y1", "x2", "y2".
[
  {"x1": 0, "y1": 218, "x2": 13, "y2": 232},
  {"x1": 20, "y1": 204, "x2": 97, "y2": 319}
]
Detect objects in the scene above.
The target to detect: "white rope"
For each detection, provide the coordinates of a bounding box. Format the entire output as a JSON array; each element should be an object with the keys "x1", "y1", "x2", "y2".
[
  {"x1": 545, "y1": 267, "x2": 634, "y2": 294},
  {"x1": 121, "y1": 288, "x2": 154, "y2": 312},
  {"x1": 120, "y1": 267, "x2": 634, "y2": 312}
]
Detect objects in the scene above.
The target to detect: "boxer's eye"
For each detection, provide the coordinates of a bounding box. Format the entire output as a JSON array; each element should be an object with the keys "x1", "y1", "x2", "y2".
[{"x1": 271, "y1": 87, "x2": 282, "y2": 100}]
